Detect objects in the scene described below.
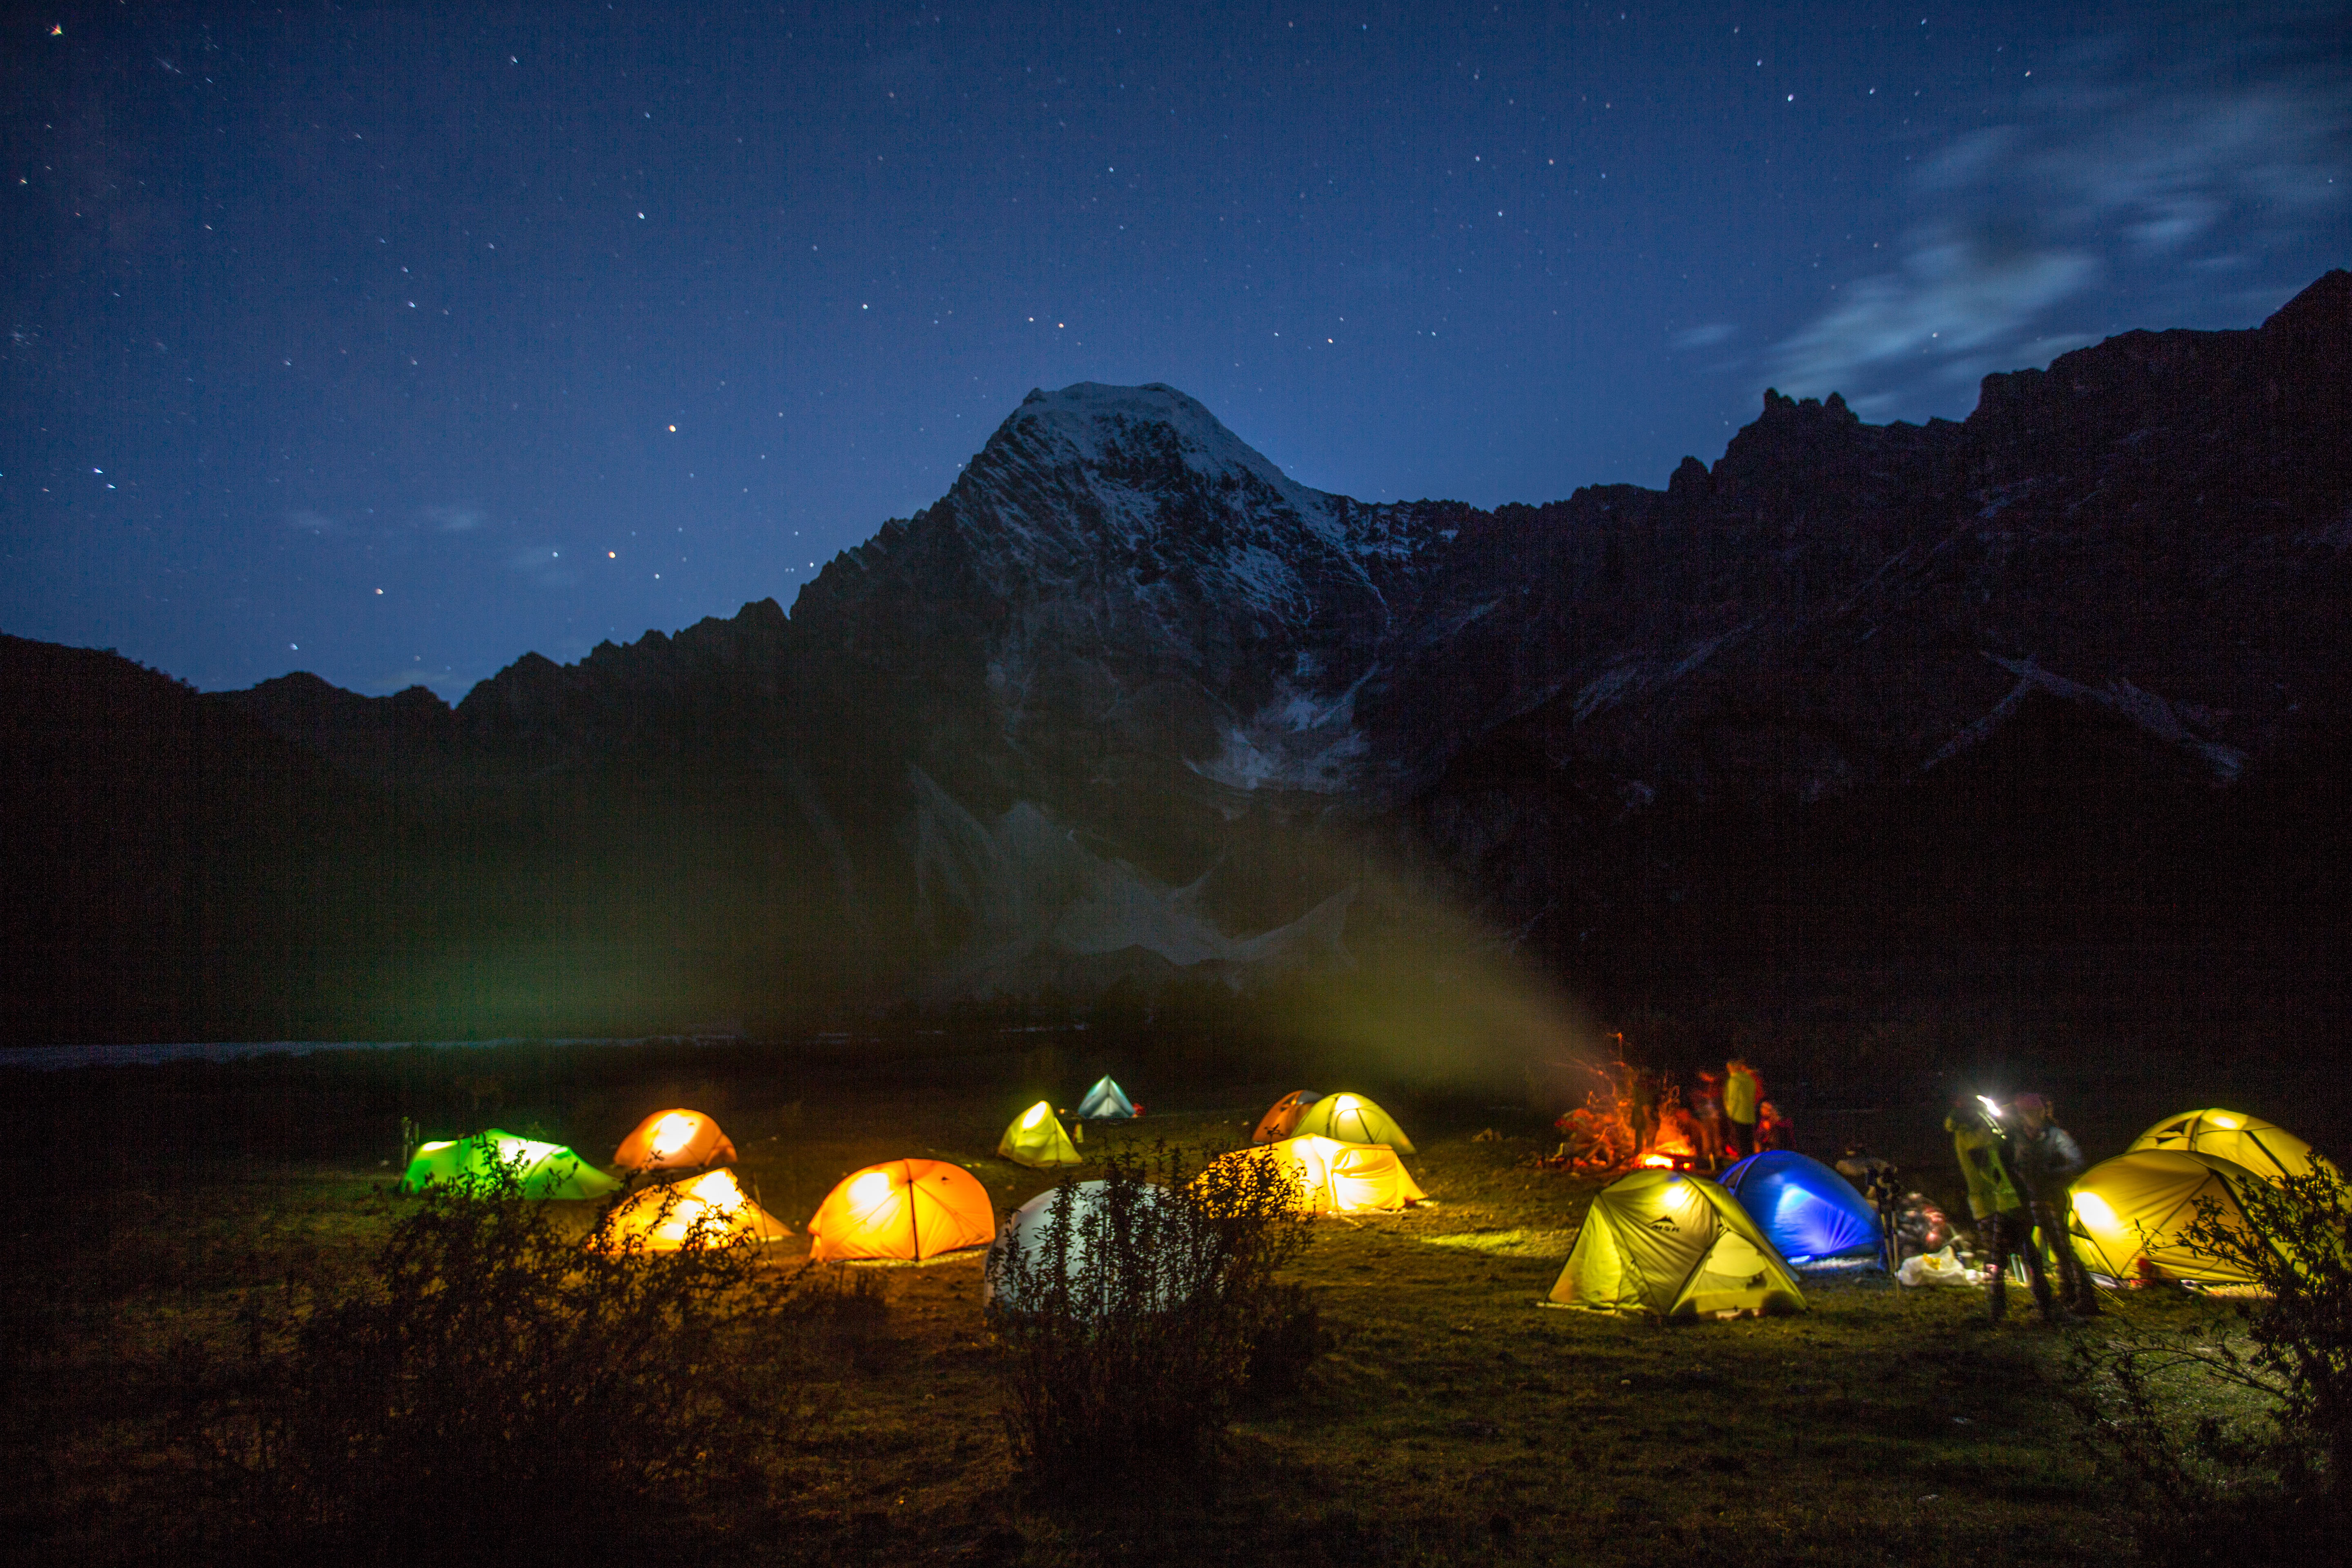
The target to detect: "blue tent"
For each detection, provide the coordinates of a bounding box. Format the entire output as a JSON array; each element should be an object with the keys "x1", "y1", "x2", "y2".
[
  {"x1": 1075, "y1": 1075, "x2": 1138, "y2": 1119},
  {"x1": 1719, "y1": 1151, "x2": 1881, "y2": 1264}
]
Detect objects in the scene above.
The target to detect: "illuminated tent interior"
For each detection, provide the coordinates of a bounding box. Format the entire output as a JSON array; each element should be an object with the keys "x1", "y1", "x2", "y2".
[
  {"x1": 983, "y1": 1179, "x2": 1187, "y2": 1312},
  {"x1": 807, "y1": 1159, "x2": 996, "y2": 1263},
  {"x1": 1548, "y1": 1169, "x2": 1806, "y2": 1317},
  {"x1": 2068, "y1": 1149, "x2": 2273, "y2": 1285},
  {"x1": 1288, "y1": 1091, "x2": 1416, "y2": 1154},
  {"x1": 1214, "y1": 1134, "x2": 1426, "y2": 1215},
  {"x1": 400, "y1": 1129, "x2": 622, "y2": 1201},
  {"x1": 595, "y1": 1168, "x2": 788, "y2": 1252},
  {"x1": 996, "y1": 1100, "x2": 1085, "y2": 1169},
  {"x1": 612, "y1": 1107, "x2": 737, "y2": 1174},
  {"x1": 1251, "y1": 1090, "x2": 1320, "y2": 1144},
  {"x1": 1075, "y1": 1075, "x2": 1137, "y2": 1120},
  {"x1": 2127, "y1": 1109, "x2": 2319, "y2": 1183},
  {"x1": 1720, "y1": 1151, "x2": 1882, "y2": 1264}
]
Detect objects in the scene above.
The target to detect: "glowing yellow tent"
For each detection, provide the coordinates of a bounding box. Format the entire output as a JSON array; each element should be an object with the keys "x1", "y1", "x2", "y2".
[
  {"x1": 1548, "y1": 1170, "x2": 1805, "y2": 1317},
  {"x1": 2068, "y1": 1150, "x2": 2272, "y2": 1285},
  {"x1": 997, "y1": 1100, "x2": 1084, "y2": 1169},
  {"x1": 2127, "y1": 1109, "x2": 2317, "y2": 1183},
  {"x1": 1252, "y1": 1090, "x2": 1320, "y2": 1144},
  {"x1": 808, "y1": 1159, "x2": 996, "y2": 1262},
  {"x1": 594, "y1": 1168, "x2": 788, "y2": 1253},
  {"x1": 1289, "y1": 1091, "x2": 1416, "y2": 1155},
  {"x1": 612, "y1": 1107, "x2": 737, "y2": 1174},
  {"x1": 1214, "y1": 1134, "x2": 1426, "y2": 1215},
  {"x1": 400, "y1": 1129, "x2": 621, "y2": 1201}
]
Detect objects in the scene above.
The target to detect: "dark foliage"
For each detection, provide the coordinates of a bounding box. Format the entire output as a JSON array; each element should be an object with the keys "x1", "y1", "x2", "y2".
[
  {"x1": 156, "y1": 1163, "x2": 830, "y2": 1567},
  {"x1": 2067, "y1": 1160, "x2": 2352, "y2": 1565},
  {"x1": 986, "y1": 1144, "x2": 1314, "y2": 1494}
]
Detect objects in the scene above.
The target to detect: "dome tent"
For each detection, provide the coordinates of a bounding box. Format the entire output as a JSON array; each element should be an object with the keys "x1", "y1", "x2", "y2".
[
  {"x1": 982, "y1": 1178, "x2": 1188, "y2": 1312},
  {"x1": 1548, "y1": 1170, "x2": 1806, "y2": 1317},
  {"x1": 1288, "y1": 1091, "x2": 1416, "y2": 1155},
  {"x1": 1251, "y1": 1090, "x2": 1320, "y2": 1144},
  {"x1": 400, "y1": 1129, "x2": 621, "y2": 1201},
  {"x1": 1075, "y1": 1075, "x2": 1137, "y2": 1120},
  {"x1": 2128, "y1": 1109, "x2": 2318, "y2": 1183},
  {"x1": 1720, "y1": 1151, "x2": 1882, "y2": 1264},
  {"x1": 808, "y1": 1159, "x2": 996, "y2": 1263},
  {"x1": 612, "y1": 1107, "x2": 737, "y2": 1174},
  {"x1": 594, "y1": 1168, "x2": 787, "y2": 1253},
  {"x1": 997, "y1": 1100, "x2": 1084, "y2": 1169},
  {"x1": 2069, "y1": 1149, "x2": 2276, "y2": 1285},
  {"x1": 1213, "y1": 1134, "x2": 1425, "y2": 1215}
]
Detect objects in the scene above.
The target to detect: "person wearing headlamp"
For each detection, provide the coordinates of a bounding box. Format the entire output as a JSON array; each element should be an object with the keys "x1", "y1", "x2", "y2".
[{"x1": 1947, "y1": 1092, "x2": 2056, "y2": 1323}]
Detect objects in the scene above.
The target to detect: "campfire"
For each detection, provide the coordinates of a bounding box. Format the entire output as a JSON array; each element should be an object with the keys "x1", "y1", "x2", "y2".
[{"x1": 1547, "y1": 1060, "x2": 1705, "y2": 1174}]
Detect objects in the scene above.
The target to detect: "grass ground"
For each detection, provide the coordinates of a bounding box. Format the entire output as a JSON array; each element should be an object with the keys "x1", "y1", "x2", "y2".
[{"x1": 0, "y1": 1037, "x2": 2297, "y2": 1566}]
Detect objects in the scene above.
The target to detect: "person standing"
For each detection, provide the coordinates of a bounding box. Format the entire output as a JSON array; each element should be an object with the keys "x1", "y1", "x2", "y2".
[
  {"x1": 1629, "y1": 1066, "x2": 1661, "y2": 1156},
  {"x1": 1724, "y1": 1060, "x2": 1762, "y2": 1160},
  {"x1": 1692, "y1": 1069, "x2": 1728, "y2": 1169},
  {"x1": 2009, "y1": 1094, "x2": 2100, "y2": 1318},
  {"x1": 1947, "y1": 1095, "x2": 2054, "y2": 1323}
]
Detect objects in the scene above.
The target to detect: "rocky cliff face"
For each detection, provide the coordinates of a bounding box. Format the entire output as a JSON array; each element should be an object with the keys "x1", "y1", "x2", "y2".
[
  {"x1": 1380, "y1": 269, "x2": 2351, "y2": 947},
  {"x1": 19, "y1": 272, "x2": 2345, "y2": 1036}
]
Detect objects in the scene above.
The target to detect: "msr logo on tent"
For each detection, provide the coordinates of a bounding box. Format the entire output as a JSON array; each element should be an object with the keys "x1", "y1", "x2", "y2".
[{"x1": 1646, "y1": 1215, "x2": 1677, "y2": 1232}]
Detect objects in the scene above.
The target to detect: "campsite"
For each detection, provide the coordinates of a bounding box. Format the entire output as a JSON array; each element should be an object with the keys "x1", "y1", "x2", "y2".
[{"x1": 7, "y1": 1013, "x2": 2339, "y2": 1568}]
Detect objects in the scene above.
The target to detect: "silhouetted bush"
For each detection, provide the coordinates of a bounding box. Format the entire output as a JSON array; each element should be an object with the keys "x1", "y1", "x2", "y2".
[
  {"x1": 987, "y1": 1144, "x2": 1313, "y2": 1494},
  {"x1": 162, "y1": 1162, "x2": 829, "y2": 1566},
  {"x1": 2067, "y1": 1159, "x2": 2352, "y2": 1564}
]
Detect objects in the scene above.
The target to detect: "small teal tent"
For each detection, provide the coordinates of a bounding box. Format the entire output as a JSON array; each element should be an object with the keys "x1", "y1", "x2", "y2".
[
  {"x1": 1719, "y1": 1151, "x2": 1880, "y2": 1264},
  {"x1": 1075, "y1": 1075, "x2": 1137, "y2": 1120}
]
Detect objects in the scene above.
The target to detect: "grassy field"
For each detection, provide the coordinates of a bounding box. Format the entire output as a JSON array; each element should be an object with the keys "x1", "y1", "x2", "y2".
[{"x1": 0, "y1": 1038, "x2": 2283, "y2": 1566}]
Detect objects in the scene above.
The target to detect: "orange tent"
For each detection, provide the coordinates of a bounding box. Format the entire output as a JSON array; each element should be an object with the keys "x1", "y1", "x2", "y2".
[
  {"x1": 613, "y1": 1107, "x2": 737, "y2": 1174},
  {"x1": 593, "y1": 1168, "x2": 787, "y2": 1253},
  {"x1": 807, "y1": 1159, "x2": 996, "y2": 1263},
  {"x1": 1214, "y1": 1134, "x2": 1426, "y2": 1215},
  {"x1": 1252, "y1": 1090, "x2": 1321, "y2": 1144}
]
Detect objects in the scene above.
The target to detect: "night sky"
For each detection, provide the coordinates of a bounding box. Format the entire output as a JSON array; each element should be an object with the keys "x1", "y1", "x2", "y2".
[{"x1": 3, "y1": 3, "x2": 2344, "y2": 701}]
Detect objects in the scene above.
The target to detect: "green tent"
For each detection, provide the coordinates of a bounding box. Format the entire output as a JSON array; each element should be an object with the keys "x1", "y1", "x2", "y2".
[
  {"x1": 1289, "y1": 1091, "x2": 1417, "y2": 1155},
  {"x1": 1548, "y1": 1169, "x2": 1806, "y2": 1317},
  {"x1": 400, "y1": 1129, "x2": 622, "y2": 1201}
]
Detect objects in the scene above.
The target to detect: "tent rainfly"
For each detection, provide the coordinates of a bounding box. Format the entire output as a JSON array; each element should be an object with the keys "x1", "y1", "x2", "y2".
[
  {"x1": 595, "y1": 1168, "x2": 788, "y2": 1252},
  {"x1": 983, "y1": 1179, "x2": 1187, "y2": 1312},
  {"x1": 1548, "y1": 1169, "x2": 1806, "y2": 1317},
  {"x1": 2127, "y1": 1109, "x2": 2319, "y2": 1183},
  {"x1": 808, "y1": 1159, "x2": 996, "y2": 1263},
  {"x1": 612, "y1": 1107, "x2": 737, "y2": 1174},
  {"x1": 1289, "y1": 1091, "x2": 1416, "y2": 1155},
  {"x1": 1720, "y1": 1151, "x2": 1882, "y2": 1264},
  {"x1": 1214, "y1": 1134, "x2": 1426, "y2": 1215},
  {"x1": 997, "y1": 1100, "x2": 1085, "y2": 1169},
  {"x1": 1075, "y1": 1075, "x2": 1138, "y2": 1120},
  {"x1": 1252, "y1": 1090, "x2": 1320, "y2": 1144},
  {"x1": 400, "y1": 1129, "x2": 621, "y2": 1201},
  {"x1": 2069, "y1": 1149, "x2": 2275, "y2": 1285}
]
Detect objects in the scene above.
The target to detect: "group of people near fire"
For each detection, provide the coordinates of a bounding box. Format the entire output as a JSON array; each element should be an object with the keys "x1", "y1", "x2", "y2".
[
  {"x1": 1550, "y1": 1057, "x2": 1793, "y2": 1174},
  {"x1": 1555, "y1": 1058, "x2": 2107, "y2": 1325}
]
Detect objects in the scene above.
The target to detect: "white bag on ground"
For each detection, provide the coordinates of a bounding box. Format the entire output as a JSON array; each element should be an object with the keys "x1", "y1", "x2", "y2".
[{"x1": 1897, "y1": 1244, "x2": 1978, "y2": 1288}]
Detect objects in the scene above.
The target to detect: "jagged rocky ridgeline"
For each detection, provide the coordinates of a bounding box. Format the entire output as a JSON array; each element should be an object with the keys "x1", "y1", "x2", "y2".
[{"x1": 4, "y1": 271, "x2": 2348, "y2": 1039}]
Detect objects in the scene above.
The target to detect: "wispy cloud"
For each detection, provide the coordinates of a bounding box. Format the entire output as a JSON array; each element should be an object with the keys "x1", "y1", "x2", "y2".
[
  {"x1": 1671, "y1": 323, "x2": 1738, "y2": 350},
  {"x1": 507, "y1": 544, "x2": 577, "y2": 588},
  {"x1": 419, "y1": 503, "x2": 486, "y2": 533},
  {"x1": 1772, "y1": 31, "x2": 2349, "y2": 415},
  {"x1": 285, "y1": 508, "x2": 342, "y2": 535}
]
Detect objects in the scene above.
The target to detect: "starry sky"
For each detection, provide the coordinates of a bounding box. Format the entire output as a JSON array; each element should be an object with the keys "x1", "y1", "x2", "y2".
[{"x1": 3, "y1": 2, "x2": 2345, "y2": 701}]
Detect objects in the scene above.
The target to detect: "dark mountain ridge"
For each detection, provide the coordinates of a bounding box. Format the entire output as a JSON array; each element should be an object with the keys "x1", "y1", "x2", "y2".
[{"x1": 6, "y1": 271, "x2": 2348, "y2": 1043}]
